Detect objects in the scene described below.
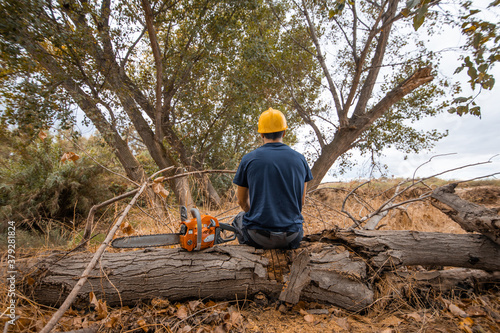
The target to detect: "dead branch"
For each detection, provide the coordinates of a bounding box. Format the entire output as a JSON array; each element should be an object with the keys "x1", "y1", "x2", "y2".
[
  {"x1": 39, "y1": 180, "x2": 149, "y2": 333},
  {"x1": 431, "y1": 183, "x2": 500, "y2": 246},
  {"x1": 344, "y1": 157, "x2": 500, "y2": 230},
  {"x1": 79, "y1": 188, "x2": 140, "y2": 249},
  {"x1": 341, "y1": 180, "x2": 370, "y2": 227},
  {"x1": 412, "y1": 153, "x2": 457, "y2": 182}
]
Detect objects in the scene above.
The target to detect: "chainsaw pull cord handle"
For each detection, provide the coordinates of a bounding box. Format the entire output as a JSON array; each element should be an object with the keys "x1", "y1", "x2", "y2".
[{"x1": 190, "y1": 208, "x2": 203, "y2": 251}]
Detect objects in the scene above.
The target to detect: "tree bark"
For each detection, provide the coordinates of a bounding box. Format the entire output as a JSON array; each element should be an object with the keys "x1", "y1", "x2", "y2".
[
  {"x1": 431, "y1": 183, "x2": 500, "y2": 246},
  {"x1": 18, "y1": 230, "x2": 500, "y2": 313},
  {"x1": 389, "y1": 268, "x2": 500, "y2": 293},
  {"x1": 20, "y1": 244, "x2": 373, "y2": 312},
  {"x1": 305, "y1": 229, "x2": 500, "y2": 271}
]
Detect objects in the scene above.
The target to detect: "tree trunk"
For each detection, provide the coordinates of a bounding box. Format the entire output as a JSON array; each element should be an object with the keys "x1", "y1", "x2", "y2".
[
  {"x1": 388, "y1": 268, "x2": 500, "y2": 293},
  {"x1": 308, "y1": 67, "x2": 434, "y2": 190},
  {"x1": 431, "y1": 183, "x2": 500, "y2": 246},
  {"x1": 19, "y1": 244, "x2": 373, "y2": 312},
  {"x1": 18, "y1": 230, "x2": 500, "y2": 312},
  {"x1": 309, "y1": 229, "x2": 500, "y2": 271}
]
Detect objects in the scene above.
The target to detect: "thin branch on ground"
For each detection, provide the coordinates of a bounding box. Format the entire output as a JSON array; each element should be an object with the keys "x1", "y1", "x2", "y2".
[{"x1": 39, "y1": 180, "x2": 149, "y2": 333}]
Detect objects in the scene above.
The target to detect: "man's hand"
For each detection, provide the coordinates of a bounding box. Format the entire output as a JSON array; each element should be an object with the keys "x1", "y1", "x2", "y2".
[{"x1": 237, "y1": 186, "x2": 250, "y2": 212}]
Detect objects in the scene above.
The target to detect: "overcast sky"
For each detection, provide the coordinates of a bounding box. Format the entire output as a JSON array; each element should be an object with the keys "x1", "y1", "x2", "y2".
[
  {"x1": 72, "y1": 2, "x2": 499, "y2": 183},
  {"x1": 310, "y1": 2, "x2": 500, "y2": 182}
]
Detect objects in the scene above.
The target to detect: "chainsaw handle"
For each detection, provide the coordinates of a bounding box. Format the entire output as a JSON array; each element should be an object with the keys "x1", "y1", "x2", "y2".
[
  {"x1": 216, "y1": 223, "x2": 238, "y2": 244},
  {"x1": 190, "y1": 208, "x2": 203, "y2": 251},
  {"x1": 180, "y1": 206, "x2": 188, "y2": 221}
]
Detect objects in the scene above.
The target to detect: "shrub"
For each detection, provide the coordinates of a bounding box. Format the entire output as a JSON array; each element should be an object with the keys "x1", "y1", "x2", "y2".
[{"x1": 0, "y1": 132, "x2": 122, "y2": 229}]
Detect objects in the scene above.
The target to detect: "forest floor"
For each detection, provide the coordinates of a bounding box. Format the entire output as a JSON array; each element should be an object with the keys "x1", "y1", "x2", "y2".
[{"x1": 1, "y1": 179, "x2": 500, "y2": 332}]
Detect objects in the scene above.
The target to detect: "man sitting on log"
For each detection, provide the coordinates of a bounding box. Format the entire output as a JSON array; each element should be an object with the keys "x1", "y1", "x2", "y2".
[{"x1": 232, "y1": 107, "x2": 313, "y2": 249}]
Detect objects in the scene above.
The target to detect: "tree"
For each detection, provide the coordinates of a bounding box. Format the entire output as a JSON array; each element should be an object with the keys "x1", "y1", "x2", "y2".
[
  {"x1": 0, "y1": 0, "x2": 316, "y2": 207},
  {"x1": 1, "y1": 0, "x2": 498, "y2": 204},
  {"x1": 264, "y1": 0, "x2": 499, "y2": 188}
]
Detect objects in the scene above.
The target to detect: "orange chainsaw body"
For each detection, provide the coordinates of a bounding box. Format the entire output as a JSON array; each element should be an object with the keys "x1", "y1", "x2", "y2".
[{"x1": 179, "y1": 214, "x2": 219, "y2": 251}]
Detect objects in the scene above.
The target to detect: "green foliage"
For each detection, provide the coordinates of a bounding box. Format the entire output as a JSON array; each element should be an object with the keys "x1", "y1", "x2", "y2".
[
  {"x1": 0, "y1": 0, "x2": 318, "y2": 184},
  {"x1": 434, "y1": 1, "x2": 498, "y2": 117},
  {"x1": 358, "y1": 61, "x2": 449, "y2": 165},
  {"x1": 0, "y1": 225, "x2": 73, "y2": 251},
  {"x1": 0, "y1": 131, "x2": 121, "y2": 229},
  {"x1": 0, "y1": 0, "x2": 498, "y2": 194},
  {"x1": 447, "y1": 1, "x2": 499, "y2": 117}
]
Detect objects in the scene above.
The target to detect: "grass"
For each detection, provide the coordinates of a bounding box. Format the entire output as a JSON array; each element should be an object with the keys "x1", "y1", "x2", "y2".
[
  {"x1": 0, "y1": 225, "x2": 72, "y2": 254},
  {"x1": 5, "y1": 177, "x2": 497, "y2": 253},
  {"x1": 319, "y1": 177, "x2": 500, "y2": 191},
  {"x1": 2, "y1": 178, "x2": 499, "y2": 332}
]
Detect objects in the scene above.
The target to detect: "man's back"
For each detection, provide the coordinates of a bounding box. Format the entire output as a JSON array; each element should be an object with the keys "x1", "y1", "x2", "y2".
[{"x1": 233, "y1": 142, "x2": 313, "y2": 232}]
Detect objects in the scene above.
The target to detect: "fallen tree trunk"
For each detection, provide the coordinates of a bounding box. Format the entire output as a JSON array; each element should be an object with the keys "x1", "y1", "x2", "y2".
[
  {"x1": 431, "y1": 183, "x2": 500, "y2": 245},
  {"x1": 308, "y1": 229, "x2": 500, "y2": 271},
  {"x1": 391, "y1": 268, "x2": 500, "y2": 292},
  {"x1": 17, "y1": 229, "x2": 500, "y2": 313},
  {"x1": 18, "y1": 244, "x2": 374, "y2": 312}
]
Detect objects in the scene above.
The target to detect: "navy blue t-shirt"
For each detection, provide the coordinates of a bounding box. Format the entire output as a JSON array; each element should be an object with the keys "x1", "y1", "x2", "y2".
[{"x1": 233, "y1": 142, "x2": 313, "y2": 232}]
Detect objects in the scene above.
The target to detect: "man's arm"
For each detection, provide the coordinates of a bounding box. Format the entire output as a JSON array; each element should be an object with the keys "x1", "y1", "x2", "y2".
[
  {"x1": 236, "y1": 185, "x2": 250, "y2": 212},
  {"x1": 302, "y1": 182, "x2": 308, "y2": 206}
]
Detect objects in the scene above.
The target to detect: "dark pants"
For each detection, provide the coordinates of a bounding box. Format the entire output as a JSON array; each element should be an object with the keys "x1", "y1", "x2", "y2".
[{"x1": 232, "y1": 212, "x2": 303, "y2": 249}]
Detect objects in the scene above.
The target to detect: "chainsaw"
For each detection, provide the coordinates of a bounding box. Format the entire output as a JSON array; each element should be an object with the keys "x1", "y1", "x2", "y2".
[{"x1": 111, "y1": 207, "x2": 238, "y2": 251}]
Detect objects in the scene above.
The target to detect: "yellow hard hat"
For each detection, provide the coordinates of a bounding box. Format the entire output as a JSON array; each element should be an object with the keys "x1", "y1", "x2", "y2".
[{"x1": 257, "y1": 107, "x2": 288, "y2": 133}]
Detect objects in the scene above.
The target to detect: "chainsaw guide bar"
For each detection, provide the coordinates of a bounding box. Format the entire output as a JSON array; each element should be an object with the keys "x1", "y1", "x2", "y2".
[
  {"x1": 111, "y1": 233, "x2": 180, "y2": 248},
  {"x1": 111, "y1": 207, "x2": 238, "y2": 251}
]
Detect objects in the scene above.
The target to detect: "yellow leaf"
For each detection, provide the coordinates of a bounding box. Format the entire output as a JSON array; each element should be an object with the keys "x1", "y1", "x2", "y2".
[
  {"x1": 96, "y1": 300, "x2": 108, "y2": 320},
  {"x1": 137, "y1": 319, "x2": 148, "y2": 332},
  {"x1": 38, "y1": 130, "x2": 47, "y2": 141},
  {"x1": 461, "y1": 317, "x2": 474, "y2": 326},
  {"x1": 176, "y1": 305, "x2": 188, "y2": 320},
  {"x1": 104, "y1": 315, "x2": 119, "y2": 328},
  {"x1": 26, "y1": 276, "x2": 35, "y2": 285},
  {"x1": 230, "y1": 311, "x2": 242, "y2": 326},
  {"x1": 89, "y1": 292, "x2": 108, "y2": 320},
  {"x1": 188, "y1": 300, "x2": 201, "y2": 311},
  {"x1": 61, "y1": 152, "x2": 80, "y2": 163},
  {"x1": 459, "y1": 317, "x2": 474, "y2": 333},
  {"x1": 405, "y1": 312, "x2": 422, "y2": 321},
  {"x1": 152, "y1": 182, "x2": 169, "y2": 198},
  {"x1": 89, "y1": 292, "x2": 98, "y2": 307},
  {"x1": 151, "y1": 298, "x2": 170, "y2": 308},
  {"x1": 449, "y1": 303, "x2": 468, "y2": 318},
  {"x1": 121, "y1": 221, "x2": 135, "y2": 235},
  {"x1": 205, "y1": 300, "x2": 217, "y2": 308},
  {"x1": 153, "y1": 176, "x2": 165, "y2": 183},
  {"x1": 380, "y1": 315, "x2": 402, "y2": 327}
]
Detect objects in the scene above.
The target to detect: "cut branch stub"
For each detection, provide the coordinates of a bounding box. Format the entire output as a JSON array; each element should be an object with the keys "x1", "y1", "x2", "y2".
[{"x1": 431, "y1": 183, "x2": 500, "y2": 246}]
